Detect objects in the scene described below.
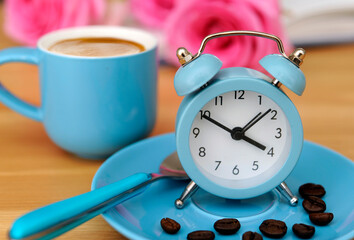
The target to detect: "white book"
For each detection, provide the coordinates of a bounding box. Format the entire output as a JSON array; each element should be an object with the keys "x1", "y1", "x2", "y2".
[{"x1": 281, "y1": 0, "x2": 354, "y2": 45}]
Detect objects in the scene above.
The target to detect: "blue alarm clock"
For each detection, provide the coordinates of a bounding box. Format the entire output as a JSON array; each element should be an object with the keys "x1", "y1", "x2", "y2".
[{"x1": 174, "y1": 31, "x2": 306, "y2": 208}]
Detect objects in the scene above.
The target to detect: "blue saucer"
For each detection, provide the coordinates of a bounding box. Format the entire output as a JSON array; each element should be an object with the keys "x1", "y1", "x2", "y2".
[{"x1": 91, "y1": 133, "x2": 354, "y2": 240}]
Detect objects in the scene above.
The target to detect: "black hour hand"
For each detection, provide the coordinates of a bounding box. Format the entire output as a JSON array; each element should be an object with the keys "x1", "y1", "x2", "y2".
[
  {"x1": 242, "y1": 135, "x2": 266, "y2": 151},
  {"x1": 231, "y1": 127, "x2": 266, "y2": 151}
]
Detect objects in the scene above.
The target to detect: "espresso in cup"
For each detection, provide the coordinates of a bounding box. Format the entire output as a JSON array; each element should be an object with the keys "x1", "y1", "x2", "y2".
[{"x1": 48, "y1": 37, "x2": 145, "y2": 57}]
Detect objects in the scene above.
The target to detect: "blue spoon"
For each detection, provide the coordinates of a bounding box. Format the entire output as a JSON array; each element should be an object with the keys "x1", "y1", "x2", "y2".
[{"x1": 9, "y1": 153, "x2": 188, "y2": 240}]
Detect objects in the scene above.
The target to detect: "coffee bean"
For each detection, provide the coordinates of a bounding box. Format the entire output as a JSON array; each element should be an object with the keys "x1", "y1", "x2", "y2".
[
  {"x1": 299, "y1": 183, "x2": 326, "y2": 198},
  {"x1": 213, "y1": 218, "x2": 240, "y2": 235},
  {"x1": 160, "y1": 218, "x2": 180, "y2": 234},
  {"x1": 242, "y1": 231, "x2": 263, "y2": 240},
  {"x1": 292, "y1": 223, "x2": 315, "y2": 239},
  {"x1": 187, "y1": 230, "x2": 215, "y2": 240},
  {"x1": 309, "y1": 212, "x2": 334, "y2": 226},
  {"x1": 259, "y1": 219, "x2": 287, "y2": 238},
  {"x1": 302, "y1": 196, "x2": 326, "y2": 213}
]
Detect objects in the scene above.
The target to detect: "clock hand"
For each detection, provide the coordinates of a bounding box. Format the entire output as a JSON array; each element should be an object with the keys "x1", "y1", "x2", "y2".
[
  {"x1": 231, "y1": 127, "x2": 266, "y2": 151},
  {"x1": 242, "y1": 135, "x2": 266, "y2": 151},
  {"x1": 202, "y1": 114, "x2": 266, "y2": 150},
  {"x1": 242, "y1": 112, "x2": 261, "y2": 130},
  {"x1": 202, "y1": 114, "x2": 232, "y2": 133},
  {"x1": 242, "y1": 108, "x2": 272, "y2": 133}
]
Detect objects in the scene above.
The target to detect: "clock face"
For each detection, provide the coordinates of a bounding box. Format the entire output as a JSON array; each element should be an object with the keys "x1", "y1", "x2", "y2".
[{"x1": 189, "y1": 90, "x2": 292, "y2": 189}]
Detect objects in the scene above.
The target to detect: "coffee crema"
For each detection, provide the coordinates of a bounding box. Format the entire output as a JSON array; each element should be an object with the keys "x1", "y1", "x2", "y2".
[{"x1": 48, "y1": 37, "x2": 145, "y2": 57}]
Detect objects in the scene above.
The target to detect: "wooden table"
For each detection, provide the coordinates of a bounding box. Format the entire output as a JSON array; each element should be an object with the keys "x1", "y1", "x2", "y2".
[{"x1": 0, "y1": 19, "x2": 353, "y2": 240}]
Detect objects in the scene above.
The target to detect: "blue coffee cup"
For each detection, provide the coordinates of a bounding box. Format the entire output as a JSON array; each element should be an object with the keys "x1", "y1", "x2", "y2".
[{"x1": 0, "y1": 26, "x2": 158, "y2": 159}]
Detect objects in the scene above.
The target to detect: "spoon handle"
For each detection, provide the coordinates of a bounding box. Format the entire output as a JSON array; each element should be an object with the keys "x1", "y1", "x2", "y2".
[{"x1": 9, "y1": 173, "x2": 152, "y2": 240}]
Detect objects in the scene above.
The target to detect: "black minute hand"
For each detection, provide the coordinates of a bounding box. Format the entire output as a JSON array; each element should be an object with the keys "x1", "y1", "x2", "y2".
[
  {"x1": 202, "y1": 114, "x2": 232, "y2": 133},
  {"x1": 242, "y1": 108, "x2": 272, "y2": 133},
  {"x1": 242, "y1": 112, "x2": 261, "y2": 130}
]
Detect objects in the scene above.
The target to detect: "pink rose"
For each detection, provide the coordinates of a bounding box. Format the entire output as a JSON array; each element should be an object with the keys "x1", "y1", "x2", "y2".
[
  {"x1": 130, "y1": 0, "x2": 178, "y2": 29},
  {"x1": 103, "y1": 1, "x2": 130, "y2": 26},
  {"x1": 165, "y1": 0, "x2": 292, "y2": 70},
  {"x1": 4, "y1": 0, "x2": 106, "y2": 46}
]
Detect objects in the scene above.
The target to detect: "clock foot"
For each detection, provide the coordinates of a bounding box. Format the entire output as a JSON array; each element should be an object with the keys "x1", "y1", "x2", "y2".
[
  {"x1": 276, "y1": 181, "x2": 298, "y2": 206},
  {"x1": 175, "y1": 180, "x2": 199, "y2": 209}
]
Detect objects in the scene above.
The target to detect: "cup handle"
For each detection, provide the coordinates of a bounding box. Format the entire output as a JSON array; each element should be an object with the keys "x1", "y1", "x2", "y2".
[{"x1": 0, "y1": 47, "x2": 42, "y2": 121}]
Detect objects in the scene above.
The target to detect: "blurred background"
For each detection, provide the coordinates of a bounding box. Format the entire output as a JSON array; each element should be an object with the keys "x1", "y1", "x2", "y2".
[{"x1": 1, "y1": 0, "x2": 354, "y2": 67}]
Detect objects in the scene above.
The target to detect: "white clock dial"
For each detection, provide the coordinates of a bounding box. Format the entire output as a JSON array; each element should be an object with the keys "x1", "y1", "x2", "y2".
[{"x1": 189, "y1": 90, "x2": 292, "y2": 189}]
